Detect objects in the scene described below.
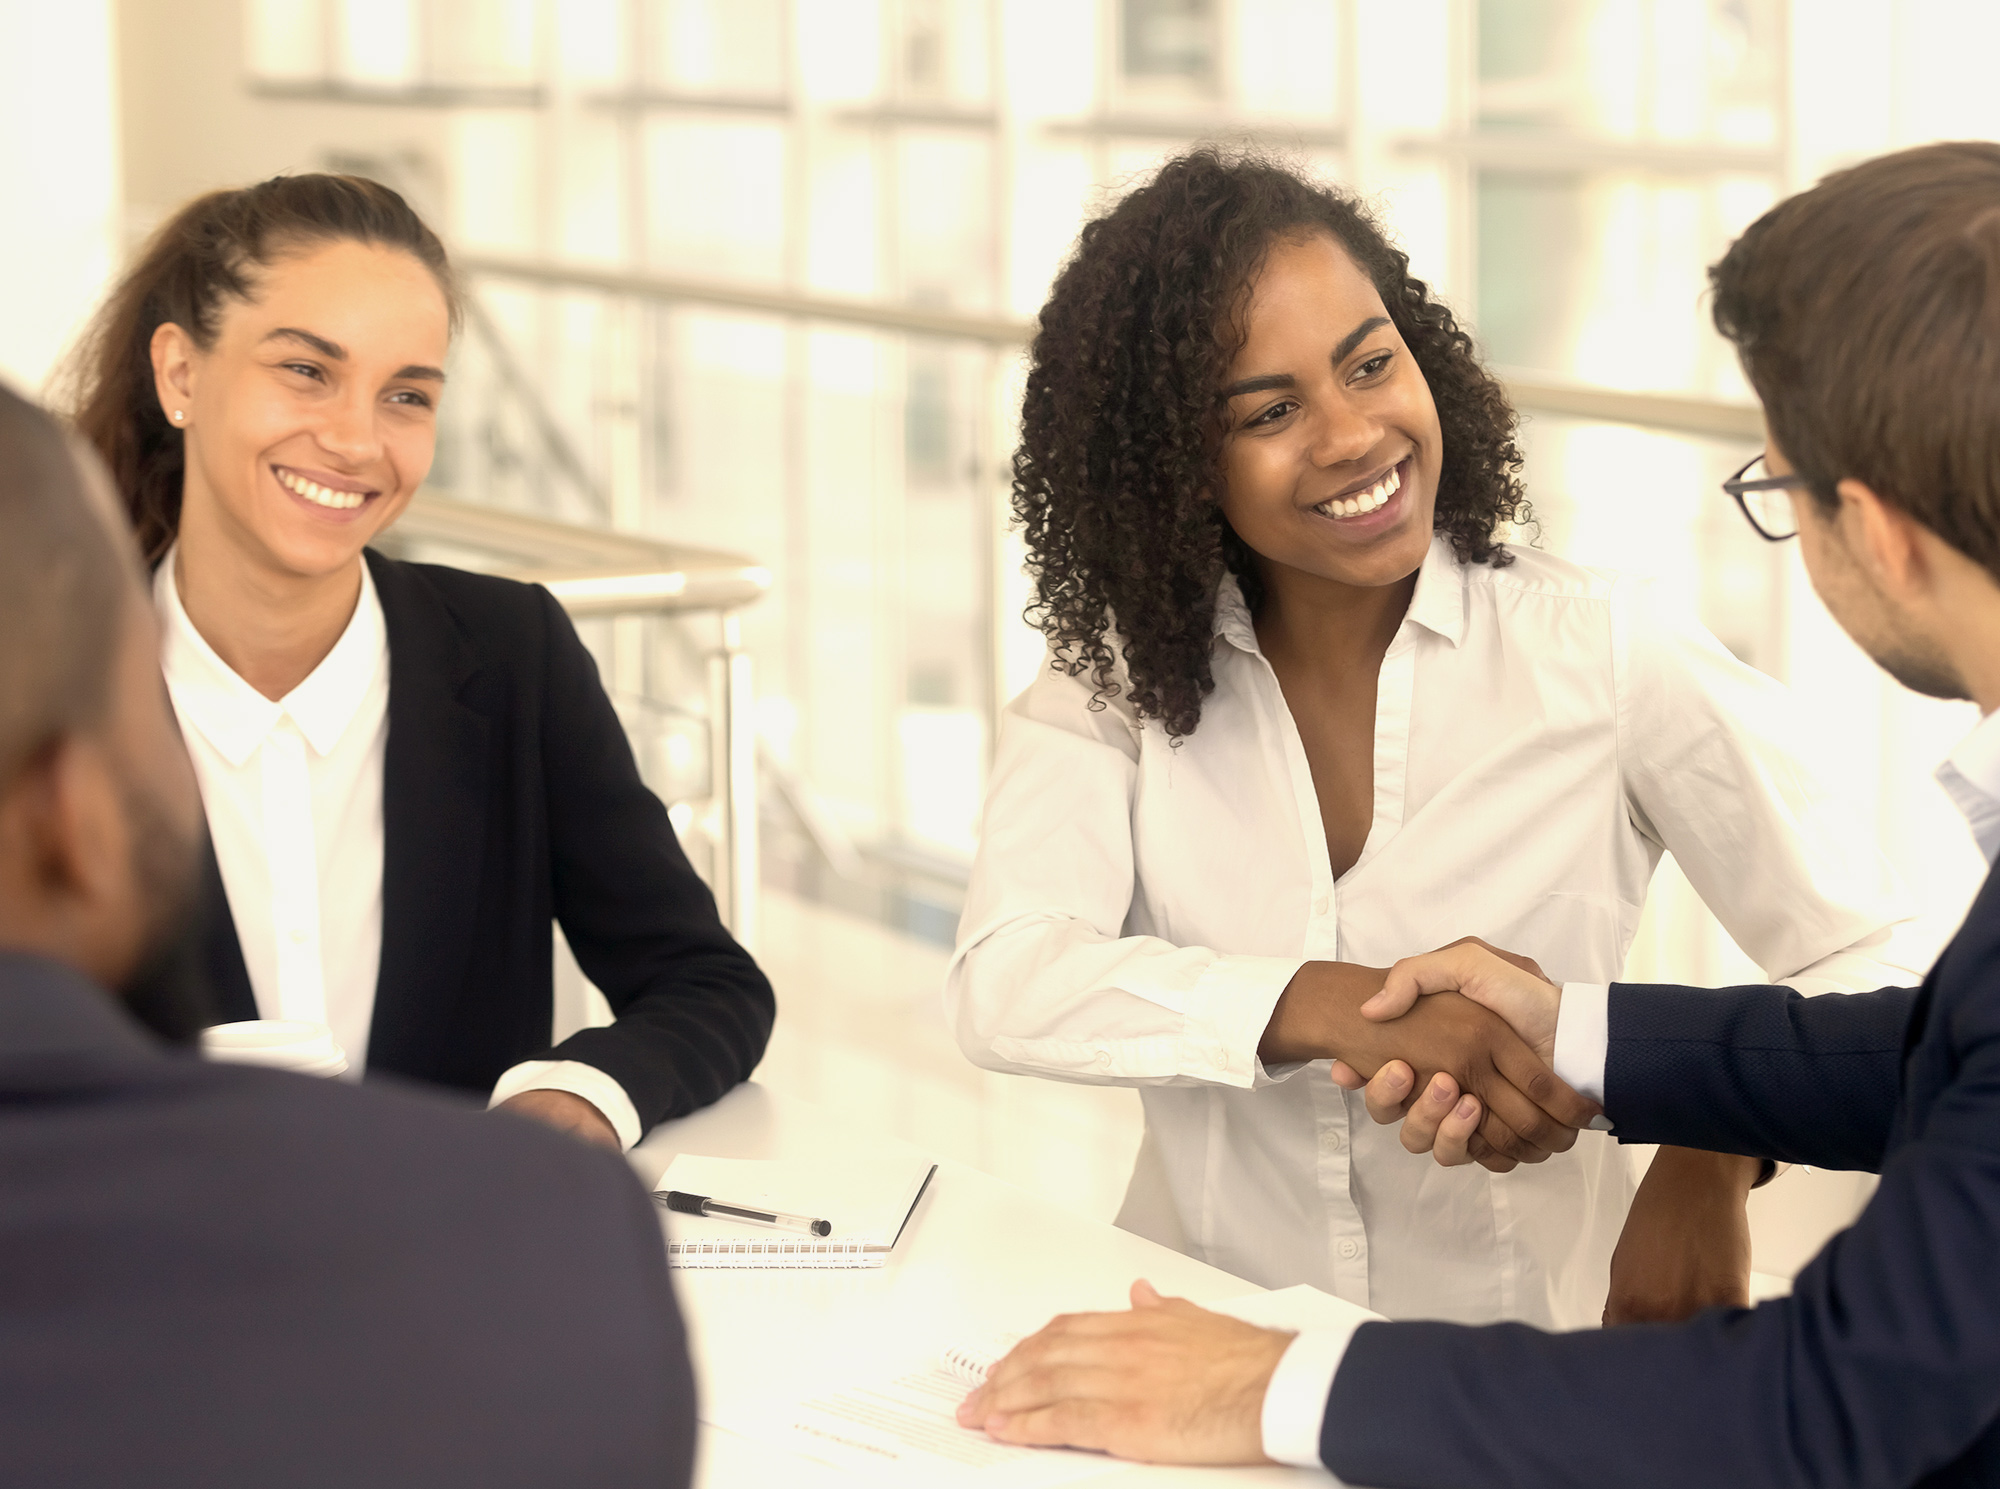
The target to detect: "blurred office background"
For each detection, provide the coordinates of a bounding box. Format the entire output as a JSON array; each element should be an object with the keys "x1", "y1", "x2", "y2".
[{"x1": 6, "y1": 0, "x2": 1998, "y2": 1277}]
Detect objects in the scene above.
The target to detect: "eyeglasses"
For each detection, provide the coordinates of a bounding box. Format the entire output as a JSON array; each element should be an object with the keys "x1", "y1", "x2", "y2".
[{"x1": 1723, "y1": 455, "x2": 1809, "y2": 542}]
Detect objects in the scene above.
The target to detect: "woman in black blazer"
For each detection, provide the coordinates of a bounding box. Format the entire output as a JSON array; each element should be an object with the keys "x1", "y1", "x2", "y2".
[{"x1": 64, "y1": 173, "x2": 773, "y2": 1148}]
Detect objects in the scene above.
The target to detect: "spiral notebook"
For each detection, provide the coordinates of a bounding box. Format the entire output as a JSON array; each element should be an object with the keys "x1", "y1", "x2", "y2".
[{"x1": 653, "y1": 1152, "x2": 938, "y2": 1268}]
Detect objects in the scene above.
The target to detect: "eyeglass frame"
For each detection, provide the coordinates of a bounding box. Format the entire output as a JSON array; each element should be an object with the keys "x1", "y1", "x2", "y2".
[{"x1": 1723, "y1": 454, "x2": 1820, "y2": 542}]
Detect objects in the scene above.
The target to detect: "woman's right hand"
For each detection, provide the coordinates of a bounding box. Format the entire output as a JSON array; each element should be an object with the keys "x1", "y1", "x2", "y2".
[
  {"x1": 1327, "y1": 939, "x2": 1602, "y2": 1171},
  {"x1": 1261, "y1": 959, "x2": 1596, "y2": 1166}
]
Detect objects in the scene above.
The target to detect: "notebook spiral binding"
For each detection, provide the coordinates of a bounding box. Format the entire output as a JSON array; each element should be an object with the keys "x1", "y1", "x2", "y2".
[
  {"x1": 936, "y1": 1334, "x2": 1021, "y2": 1385},
  {"x1": 665, "y1": 1236, "x2": 876, "y2": 1269}
]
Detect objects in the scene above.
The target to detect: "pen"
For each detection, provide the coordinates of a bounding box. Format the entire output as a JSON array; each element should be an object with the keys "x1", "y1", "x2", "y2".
[{"x1": 659, "y1": 1189, "x2": 833, "y2": 1237}]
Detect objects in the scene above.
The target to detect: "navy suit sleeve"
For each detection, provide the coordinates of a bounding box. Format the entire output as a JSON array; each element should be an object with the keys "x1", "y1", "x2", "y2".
[
  {"x1": 1601, "y1": 980, "x2": 1917, "y2": 1169},
  {"x1": 531, "y1": 588, "x2": 776, "y2": 1131},
  {"x1": 1317, "y1": 974, "x2": 2000, "y2": 1489}
]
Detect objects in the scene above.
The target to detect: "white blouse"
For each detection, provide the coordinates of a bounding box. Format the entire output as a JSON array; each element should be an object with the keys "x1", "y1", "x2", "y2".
[
  {"x1": 946, "y1": 536, "x2": 1923, "y2": 1329},
  {"x1": 156, "y1": 551, "x2": 640, "y2": 1146}
]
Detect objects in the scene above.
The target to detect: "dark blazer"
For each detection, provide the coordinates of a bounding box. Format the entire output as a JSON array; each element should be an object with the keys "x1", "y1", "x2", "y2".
[
  {"x1": 0, "y1": 951, "x2": 695, "y2": 1487},
  {"x1": 1322, "y1": 863, "x2": 2000, "y2": 1488},
  {"x1": 199, "y1": 550, "x2": 775, "y2": 1133}
]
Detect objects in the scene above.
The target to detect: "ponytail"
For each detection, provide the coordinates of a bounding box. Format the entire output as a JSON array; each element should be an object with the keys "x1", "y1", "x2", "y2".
[{"x1": 56, "y1": 174, "x2": 459, "y2": 563}]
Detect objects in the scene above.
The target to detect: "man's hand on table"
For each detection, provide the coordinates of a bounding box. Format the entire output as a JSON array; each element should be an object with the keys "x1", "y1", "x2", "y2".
[
  {"x1": 494, "y1": 1089, "x2": 622, "y2": 1151},
  {"x1": 1264, "y1": 950, "x2": 1595, "y2": 1169},
  {"x1": 1604, "y1": 1147, "x2": 1757, "y2": 1324},
  {"x1": 956, "y1": 1280, "x2": 1290, "y2": 1465},
  {"x1": 1327, "y1": 939, "x2": 1596, "y2": 1170}
]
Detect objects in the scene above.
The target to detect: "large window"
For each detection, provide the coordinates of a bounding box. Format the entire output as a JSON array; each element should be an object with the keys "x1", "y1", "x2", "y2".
[{"x1": 241, "y1": 0, "x2": 1989, "y2": 964}]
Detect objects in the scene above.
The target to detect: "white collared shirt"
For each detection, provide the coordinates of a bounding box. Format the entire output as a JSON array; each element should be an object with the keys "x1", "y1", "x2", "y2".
[
  {"x1": 944, "y1": 537, "x2": 1922, "y2": 1469},
  {"x1": 155, "y1": 550, "x2": 641, "y2": 1146}
]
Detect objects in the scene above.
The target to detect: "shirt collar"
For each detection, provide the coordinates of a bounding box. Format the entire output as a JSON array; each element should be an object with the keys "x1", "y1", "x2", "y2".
[
  {"x1": 154, "y1": 547, "x2": 388, "y2": 765},
  {"x1": 1212, "y1": 534, "x2": 1470, "y2": 655},
  {"x1": 1936, "y1": 707, "x2": 2000, "y2": 865}
]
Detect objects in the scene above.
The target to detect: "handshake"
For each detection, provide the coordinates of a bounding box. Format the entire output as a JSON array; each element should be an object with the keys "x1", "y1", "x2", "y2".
[{"x1": 1258, "y1": 938, "x2": 1604, "y2": 1170}]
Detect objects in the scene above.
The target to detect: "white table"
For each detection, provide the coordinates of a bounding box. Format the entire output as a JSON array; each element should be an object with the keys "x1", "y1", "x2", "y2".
[{"x1": 630, "y1": 1082, "x2": 1331, "y2": 1488}]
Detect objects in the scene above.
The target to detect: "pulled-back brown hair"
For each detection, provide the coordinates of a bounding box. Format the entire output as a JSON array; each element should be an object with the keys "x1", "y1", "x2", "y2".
[
  {"x1": 58, "y1": 173, "x2": 458, "y2": 564},
  {"x1": 1710, "y1": 140, "x2": 2000, "y2": 579},
  {"x1": 1015, "y1": 147, "x2": 1527, "y2": 739}
]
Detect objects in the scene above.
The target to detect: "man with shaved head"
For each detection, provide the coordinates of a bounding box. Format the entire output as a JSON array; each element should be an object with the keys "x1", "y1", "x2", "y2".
[{"x1": 0, "y1": 384, "x2": 696, "y2": 1484}]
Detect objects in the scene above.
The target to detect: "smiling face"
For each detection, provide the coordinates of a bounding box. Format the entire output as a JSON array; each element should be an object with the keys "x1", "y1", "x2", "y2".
[
  {"x1": 151, "y1": 237, "x2": 450, "y2": 581},
  {"x1": 1214, "y1": 233, "x2": 1443, "y2": 593}
]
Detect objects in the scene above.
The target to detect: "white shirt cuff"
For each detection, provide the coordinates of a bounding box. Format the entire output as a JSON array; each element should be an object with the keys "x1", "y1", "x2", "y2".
[
  {"x1": 1181, "y1": 954, "x2": 1307, "y2": 1088},
  {"x1": 1260, "y1": 1322, "x2": 1368, "y2": 1471},
  {"x1": 1553, "y1": 982, "x2": 1611, "y2": 1117},
  {"x1": 488, "y1": 1059, "x2": 644, "y2": 1152}
]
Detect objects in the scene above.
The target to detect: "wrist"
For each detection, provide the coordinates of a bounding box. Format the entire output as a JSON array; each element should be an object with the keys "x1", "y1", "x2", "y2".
[
  {"x1": 1650, "y1": 1145, "x2": 1763, "y2": 1200},
  {"x1": 1258, "y1": 961, "x2": 1385, "y2": 1065}
]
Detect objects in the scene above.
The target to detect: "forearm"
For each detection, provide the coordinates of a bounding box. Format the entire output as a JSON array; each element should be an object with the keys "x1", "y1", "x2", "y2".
[
  {"x1": 1256, "y1": 960, "x2": 1389, "y2": 1065},
  {"x1": 550, "y1": 949, "x2": 775, "y2": 1131},
  {"x1": 946, "y1": 915, "x2": 1304, "y2": 1088},
  {"x1": 1604, "y1": 981, "x2": 1916, "y2": 1169},
  {"x1": 1325, "y1": 1125, "x2": 2000, "y2": 1489}
]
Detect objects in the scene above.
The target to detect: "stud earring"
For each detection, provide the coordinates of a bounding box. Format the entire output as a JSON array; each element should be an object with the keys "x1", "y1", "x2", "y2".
[{"x1": 171, "y1": 410, "x2": 184, "y2": 423}]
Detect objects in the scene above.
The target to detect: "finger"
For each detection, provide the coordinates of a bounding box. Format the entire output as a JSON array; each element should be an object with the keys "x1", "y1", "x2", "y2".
[
  {"x1": 1468, "y1": 1129, "x2": 1519, "y2": 1173},
  {"x1": 1360, "y1": 1061, "x2": 1416, "y2": 1123},
  {"x1": 983, "y1": 1398, "x2": 1112, "y2": 1452},
  {"x1": 1473, "y1": 1074, "x2": 1570, "y2": 1160},
  {"x1": 1432, "y1": 1093, "x2": 1484, "y2": 1167},
  {"x1": 1329, "y1": 1059, "x2": 1366, "y2": 1090},
  {"x1": 1397, "y1": 1072, "x2": 1459, "y2": 1154},
  {"x1": 957, "y1": 1385, "x2": 987, "y2": 1425},
  {"x1": 1464, "y1": 1097, "x2": 1534, "y2": 1165},
  {"x1": 1490, "y1": 1033, "x2": 1602, "y2": 1132},
  {"x1": 1131, "y1": 1279, "x2": 1163, "y2": 1308}
]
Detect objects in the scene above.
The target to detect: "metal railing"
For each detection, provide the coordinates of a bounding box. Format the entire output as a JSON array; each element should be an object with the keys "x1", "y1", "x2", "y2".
[
  {"x1": 458, "y1": 255, "x2": 1763, "y2": 442},
  {"x1": 376, "y1": 492, "x2": 771, "y2": 945}
]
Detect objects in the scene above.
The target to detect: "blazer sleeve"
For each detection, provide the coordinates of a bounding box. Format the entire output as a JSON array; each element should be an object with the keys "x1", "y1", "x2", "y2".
[
  {"x1": 1601, "y1": 979, "x2": 1918, "y2": 1170},
  {"x1": 530, "y1": 587, "x2": 775, "y2": 1131},
  {"x1": 1319, "y1": 976, "x2": 2000, "y2": 1488}
]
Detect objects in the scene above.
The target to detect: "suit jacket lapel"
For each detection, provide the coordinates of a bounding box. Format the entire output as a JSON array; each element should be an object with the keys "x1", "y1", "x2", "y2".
[
  {"x1": 364, "y1": 550, "x2": 491, "y2": 1076},
  {"x1": 198, "y1": 835, "x2": 259, "y2": 1024}
]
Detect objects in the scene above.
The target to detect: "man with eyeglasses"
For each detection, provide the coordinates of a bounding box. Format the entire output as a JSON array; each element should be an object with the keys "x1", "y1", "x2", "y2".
[{"x1": 956, "y1": 140, "x2": 2000, "y2": 1487}]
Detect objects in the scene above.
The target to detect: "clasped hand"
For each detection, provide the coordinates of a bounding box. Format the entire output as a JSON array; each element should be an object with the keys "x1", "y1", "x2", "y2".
[
  {"x1": 1266, "y1": 939, "x2": 1595, "y2": 1171},
  {"x1": 1329, "y1": 938, "x2": 1594, "y2": 1170}
]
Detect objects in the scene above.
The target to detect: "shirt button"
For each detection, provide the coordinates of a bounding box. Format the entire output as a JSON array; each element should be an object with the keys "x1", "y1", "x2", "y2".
[
  {"x1": 287, "y1": 928, "x2": 308, "y2": 945},
  {"x1": 1093, "y1": 1051, "x2": 1112, "y2": 1070},
  {"x1": 1336, "y1": 1238, "x2": 1362, "y2": 1261},
  {"x1": 1312, "y1": 892, "x2": 1331, "y2": 916},
  {"x1": 1322, "y1": 1129, "x2": 1344, "y2": 1152}
]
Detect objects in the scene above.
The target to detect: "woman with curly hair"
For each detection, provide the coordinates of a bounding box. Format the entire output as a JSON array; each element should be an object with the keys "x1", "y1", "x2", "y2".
[{"x1": 945, "y1": 149, "x2": 1921, "y2": 1331}]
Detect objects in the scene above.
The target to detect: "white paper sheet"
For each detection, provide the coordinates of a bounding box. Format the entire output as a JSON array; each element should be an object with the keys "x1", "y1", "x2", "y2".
[
  {"x1": 776, "y1": 1362, "x2": 1128, "y2": 1486},
  {"x1": 709, "y1": 1283, "x2": 1381, "y2": 1484}
]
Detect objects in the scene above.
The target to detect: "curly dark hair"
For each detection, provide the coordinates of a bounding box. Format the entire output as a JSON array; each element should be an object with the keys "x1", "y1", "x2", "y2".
[{"x1": 1014, "y1": 147, "x2": 1529, "y2": 737}]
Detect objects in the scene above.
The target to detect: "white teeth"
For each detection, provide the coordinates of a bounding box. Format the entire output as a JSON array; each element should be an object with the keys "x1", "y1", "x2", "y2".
[
  {"x1": 276, "y1": 467, "x2": 369, "y2": 510},
  {"x1": 1316, "y1": 462, "x2": 1404, "y2": 520}
]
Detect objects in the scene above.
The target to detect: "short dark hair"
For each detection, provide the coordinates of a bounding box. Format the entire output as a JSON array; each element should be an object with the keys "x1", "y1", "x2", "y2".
[
  {"x1": 57, "y1": 173, "x2": 458, "y2": 564},
  {"x1": 1711, "y1": 141, "x2": 2000, "y2": 577},
  {"x1": 1015, "y1": 147, "x2": 1527, "y2": 738},
  {"x1": 0, "y1": 385, "x2": 130, "y2": 788}
]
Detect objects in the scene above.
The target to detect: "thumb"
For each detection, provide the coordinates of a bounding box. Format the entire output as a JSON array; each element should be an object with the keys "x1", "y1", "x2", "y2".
[
  {"x1": 1360, "y1": 948, "x2": 1483, "y2": 1020},
  {"x1": 1131, "y1": 1279, "x2": 1164, "y2": 1309}
]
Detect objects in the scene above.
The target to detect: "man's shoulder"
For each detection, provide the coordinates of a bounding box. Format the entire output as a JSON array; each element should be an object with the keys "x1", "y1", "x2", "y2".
[
  {"x1": 226, "y1": 1063, "x2": 642, "y2": 1200},
  {"x1": 50, "y1": 1056, "x2": 657, "y2": 1261}
]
